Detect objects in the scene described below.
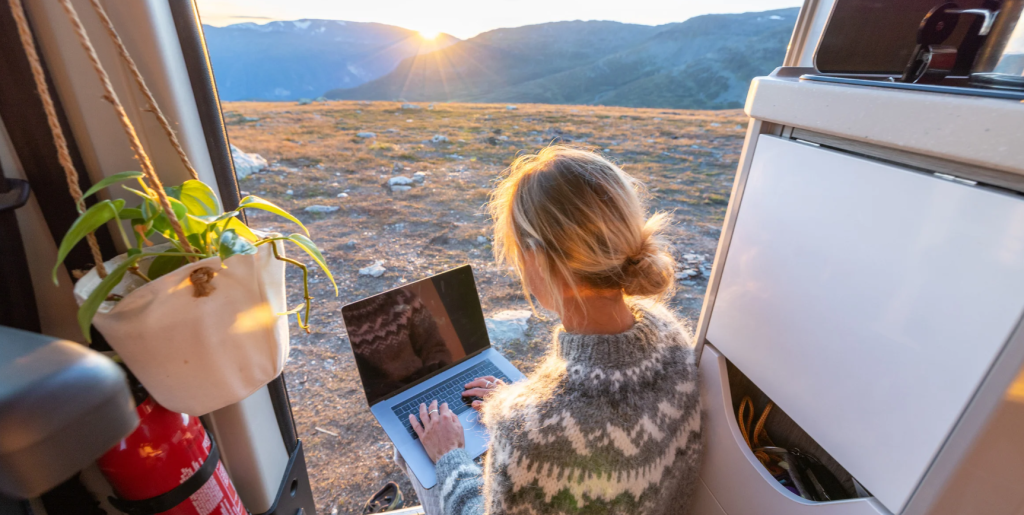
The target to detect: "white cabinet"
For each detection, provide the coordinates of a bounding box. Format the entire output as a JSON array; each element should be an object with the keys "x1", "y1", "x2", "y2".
[{"x1": 705, "y1": 136, "x2": 1024, "y2": 513}]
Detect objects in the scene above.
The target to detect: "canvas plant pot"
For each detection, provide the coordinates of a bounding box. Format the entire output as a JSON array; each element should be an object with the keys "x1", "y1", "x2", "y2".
[{"x1": 73, "y1": 241, "x2": 289, "y2": 416}]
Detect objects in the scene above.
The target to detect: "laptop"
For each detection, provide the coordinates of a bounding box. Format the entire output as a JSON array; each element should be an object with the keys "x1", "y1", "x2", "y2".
[{"x1": 341, "y1": 265, "x2": 525, "y2": 489}]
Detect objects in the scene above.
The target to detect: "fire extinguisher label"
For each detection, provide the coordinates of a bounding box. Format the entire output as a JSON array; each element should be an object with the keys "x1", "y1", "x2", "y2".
[{"x1": 180, "y1": 460, "x2": 245, "y2": 515}]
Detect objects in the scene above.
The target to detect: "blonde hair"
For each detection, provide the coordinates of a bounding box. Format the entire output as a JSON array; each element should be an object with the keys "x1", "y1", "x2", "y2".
[{"x1": 489, "y1": 146, "x2": 674, "y2": 314}]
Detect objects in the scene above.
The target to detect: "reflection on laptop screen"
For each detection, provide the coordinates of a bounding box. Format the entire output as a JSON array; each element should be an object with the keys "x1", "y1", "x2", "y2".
[{"x1": 342, "y1": 266, "x2": 489, "y2": 406}]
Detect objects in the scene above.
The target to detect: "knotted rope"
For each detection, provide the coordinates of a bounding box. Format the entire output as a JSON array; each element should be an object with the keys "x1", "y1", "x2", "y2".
[
  {"x1": 55, "y1": 0, "x2": 196, "y2": 260},
  {"x1": 8, "y1": 0, "x2": 107, "y2": 276},
  {"x1": 87, "y1": 0, "x2": 199, "y2": 181}
]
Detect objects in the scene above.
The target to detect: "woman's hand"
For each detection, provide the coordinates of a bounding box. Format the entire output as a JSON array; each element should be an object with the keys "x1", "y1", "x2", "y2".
[
  {"x1": 462, "y1": 376, "x2": 505, "y2": 411},
  {"x1": 410, "y1": 400, "x2": 465, "y2": 463}
]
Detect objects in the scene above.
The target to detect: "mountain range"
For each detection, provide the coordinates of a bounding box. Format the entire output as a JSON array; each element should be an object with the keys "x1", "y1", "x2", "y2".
[
  {"x1": 204, "y1": 8, "x2": 797, "y2": 109},
  {"x1": 202, "y1": 19, "x2": 458, "y2": 101}
]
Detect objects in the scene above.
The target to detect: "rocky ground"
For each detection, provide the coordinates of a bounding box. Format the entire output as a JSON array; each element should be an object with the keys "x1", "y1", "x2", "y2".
[{"x1": 222, "y1": 100, "x2": 747, "y2": 514}]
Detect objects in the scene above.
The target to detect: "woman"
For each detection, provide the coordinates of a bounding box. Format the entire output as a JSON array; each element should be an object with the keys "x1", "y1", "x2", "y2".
[{"x1": 406, "y1": 146, "x2": 702, "y2": 514}]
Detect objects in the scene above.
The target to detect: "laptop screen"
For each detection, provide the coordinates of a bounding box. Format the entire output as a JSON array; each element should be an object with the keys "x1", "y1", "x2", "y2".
[{"x1": 342, "y1": 266, "x2": 490, "y2": 406}]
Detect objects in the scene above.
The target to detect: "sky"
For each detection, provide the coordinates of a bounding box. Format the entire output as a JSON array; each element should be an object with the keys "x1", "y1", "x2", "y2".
[{"x1": 195, "y1": 0, "x2": 804, "y2": 39}]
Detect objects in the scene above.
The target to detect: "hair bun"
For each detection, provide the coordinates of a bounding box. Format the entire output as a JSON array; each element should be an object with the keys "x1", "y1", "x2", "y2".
[{"x1": 621, "y1": 215, "x2": 674, "y2": 297}]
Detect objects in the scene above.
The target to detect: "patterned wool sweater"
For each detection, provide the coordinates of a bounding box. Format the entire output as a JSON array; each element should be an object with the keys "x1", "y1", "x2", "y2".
[{"x1": 435, "y1": 300, "x2": 702, "y2": 515}]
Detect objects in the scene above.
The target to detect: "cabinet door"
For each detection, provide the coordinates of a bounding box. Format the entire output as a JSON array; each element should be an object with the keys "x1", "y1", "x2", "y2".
[{"x1": 707, "y1": 136, "x2": 1024, "y2": 513}]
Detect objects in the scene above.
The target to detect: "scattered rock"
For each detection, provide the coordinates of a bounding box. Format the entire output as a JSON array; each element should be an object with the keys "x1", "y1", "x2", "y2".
[
  {"x1": 682, "y1": 253, "x2": 703, "y2": 264},
  {"x1": 385, "y1": 128, "x2": 399, "y2": 133},
  {"x1": 676, "y1": 269, "x2": 699, "y2": 280},
  {"x1": 432, "y1": 134, "x2": 449, "y2": 143},
  {"x1": 388, "y1": 176, "x2": 413, "y2": 186},
  {"x1": 345, "y1": 240, "x2": 357, "y2": 249},
  {"x1": 285, "y1": 189, "x2": 294, "y2": 195},
  {"x1": 485, "y1": 310, "x2": 532, "y2": 344},
  {"x1": 297, "y1": 98, "x2": 312, "y2": 105},
  {"x1": 391, "y1": 185, "x2": 412, "y2": 192},
  {"x1": 359, "y1": 261, "x2": 386, "y2": 277},
  {"x1": 476, "y1": 235, "x2": 487, "y2": 244},
  {"x1": 506, "y1": 105, "x2": 518, "y2": 110},
  {"x1": 356, "y1": 132, "x2": 376, "y2": 138},
  {"x1": 337, "y1": 193, "x2": 348, "y2": 198},
  {"x1": 412, "y1": 172, "x2": 427, "y2": 183},
  {"x1": 230, "y1": 144, "x2": 268, "y2": 179},
  {"x1": 315, "y1": 96, "x2": 327, "y2": 103},
  {"x1": 304, "y1": 205, "x2": 339, "y2": 213},
  {"x1": 401, "y1": 103, "x2": 420, "y2": 110}
]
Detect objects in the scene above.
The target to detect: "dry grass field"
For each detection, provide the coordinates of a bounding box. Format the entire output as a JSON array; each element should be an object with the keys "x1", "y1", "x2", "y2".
[{"x1": 222, "y1": 100, "x2": 747, "y2": 513}]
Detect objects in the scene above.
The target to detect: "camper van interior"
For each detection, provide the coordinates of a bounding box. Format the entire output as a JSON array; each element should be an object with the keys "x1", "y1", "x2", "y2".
[{"x1": 1, "y1": 0, "x2": 1022, "y2": 514}]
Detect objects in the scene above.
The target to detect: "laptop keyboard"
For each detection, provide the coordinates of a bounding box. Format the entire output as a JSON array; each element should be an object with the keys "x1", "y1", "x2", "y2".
[{"x1": 392, "y1": 360, "x2": 511, "y2": 439}]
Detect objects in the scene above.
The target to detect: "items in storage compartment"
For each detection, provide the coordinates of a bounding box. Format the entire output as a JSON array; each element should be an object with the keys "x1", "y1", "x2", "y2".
[
  {"x1": 698, "y1": 344, "x2": 890, "y2": 514},
  {"x1": 728, "y1": 361, "x2": 868, "y2": 503}
]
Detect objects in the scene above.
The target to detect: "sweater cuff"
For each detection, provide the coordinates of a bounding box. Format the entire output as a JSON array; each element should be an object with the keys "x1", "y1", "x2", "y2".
[{"x1": 435, "y1": 448, "x2": 477, "y2": 479}]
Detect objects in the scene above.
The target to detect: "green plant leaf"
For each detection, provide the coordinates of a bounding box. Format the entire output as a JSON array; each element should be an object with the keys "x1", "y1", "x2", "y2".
[
  {"x1": 148, "y1": 197, "x2": 190, "y2": 237},
  {"x1": 77, "y1": 255, "x2": 138, "y2": 342},
  {"x1": 169, "y1": 180, "x2": 222, "y2": 220},
  {"x1": 117, "y1": 207, "x2": 143, "y2": 220},
  {"x1": 285, "y1": 233, "x2": 337, "y2": 295},
  {"x1": 184, "y1": 214, "x2": 210, "y2": 236},
  {"x1": 80, "y1": 171, "x2": 144, "y2": 204},
  {"x1": 223, "y1": 217, "x2": 258, "y2": 242},
  {"x1": 219, "y1": 228, "x2": 258, "y2": 261},
  {"x1": 51, "y1": 199, "x2": 125, "y2": 285},
  {"x1": 147, "y1": 254, "x2": 186, "y2": 280},
  {"x1": 238, "y1": 196, "x2": 308, "y2": 236}
]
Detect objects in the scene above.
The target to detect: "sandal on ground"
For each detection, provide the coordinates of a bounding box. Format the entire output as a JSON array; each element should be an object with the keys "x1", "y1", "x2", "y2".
[{"x1": 362, "y1": 481, "x2": 403, "y2": 513}]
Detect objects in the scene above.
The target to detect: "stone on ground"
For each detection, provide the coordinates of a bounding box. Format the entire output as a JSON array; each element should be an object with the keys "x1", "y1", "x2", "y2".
[
  {"x1": 401, "y1": 103, "x2": 420, "y2": 109},
  {"x1": 485, "y1": 310, "x2": 532, "y2": 344},
  {"x1": 231, "y1": 144, "x2": 268, "y2": 179},
  {"x1": 412, "y1": 172, "x2": 427, "y2": 183},
  {"x1": 432, "y1": 134, "x2": 449, "y2": 143},
  {"x1": 356, "y1": 132, "x2": 376, "y2": 138},
  {"x1": 388, "y1": 176, "x2": 414, "y2": 186},
  {"x1": 359, "y1": 261, "x2": 386, "y2": 277},
  {"x1": 304, "y1": 205, "x2": 339, "y2": 213}
]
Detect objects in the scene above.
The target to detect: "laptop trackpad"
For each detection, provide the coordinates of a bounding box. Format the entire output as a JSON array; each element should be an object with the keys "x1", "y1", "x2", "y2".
[{"x1": 462, "y1": 409, "x2": 489, "y2": 457}]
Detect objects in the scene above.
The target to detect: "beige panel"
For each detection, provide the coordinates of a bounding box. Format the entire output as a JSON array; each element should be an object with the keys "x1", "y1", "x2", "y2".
[
  {"x1": 925, "y1": 368, "x2": 1024, "y2": 515},
  {"x1": 0, "y1": 115, "x2": 82, "y2": 343}
]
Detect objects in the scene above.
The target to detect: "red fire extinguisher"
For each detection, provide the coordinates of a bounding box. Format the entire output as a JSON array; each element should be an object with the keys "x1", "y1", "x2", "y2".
[{"x1": 97, "y1": 397, "x2": 246, "y2": 515}]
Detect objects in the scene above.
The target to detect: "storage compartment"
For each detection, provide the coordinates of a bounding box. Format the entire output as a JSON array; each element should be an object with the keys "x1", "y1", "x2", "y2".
[
  {"x1": 706, "y1": 135, "x2": 1024, "y2": 513},
  {"x1": 698, "y1": 343, "x2": 892, "y2": 515}
]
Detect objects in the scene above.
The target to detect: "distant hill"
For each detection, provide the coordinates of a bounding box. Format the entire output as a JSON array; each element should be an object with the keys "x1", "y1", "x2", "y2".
[
  {"x1": 203, "y1": 19, "x2": 459, "y2": 101},
  {"x1": 326, "y1": 9, "x2": 797, "y2": 109}
]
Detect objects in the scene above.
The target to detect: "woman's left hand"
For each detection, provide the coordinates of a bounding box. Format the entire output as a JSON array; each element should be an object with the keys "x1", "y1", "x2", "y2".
[{"x1": 410, "y1": 400, "x2": 465, "y2": 463}]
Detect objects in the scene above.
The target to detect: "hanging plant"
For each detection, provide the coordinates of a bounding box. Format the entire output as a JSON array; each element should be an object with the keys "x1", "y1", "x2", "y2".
[
  {"x1": 9, "y1": 0, "x2": 337, "y2": 415},
  {"x1": 51, "y1": 172, "x2": 337, "y2": 341}
]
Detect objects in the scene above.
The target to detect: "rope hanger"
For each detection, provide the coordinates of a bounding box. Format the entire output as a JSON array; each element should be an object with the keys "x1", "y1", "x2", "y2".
[{"x1": 8, "y1": 0, "x2": 204, "y2": 275}]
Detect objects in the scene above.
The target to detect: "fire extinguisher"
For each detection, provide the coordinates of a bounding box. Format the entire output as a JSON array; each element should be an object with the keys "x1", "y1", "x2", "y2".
[{"x1": 97, "y1": 397, "x2": 246, "y2": 515}]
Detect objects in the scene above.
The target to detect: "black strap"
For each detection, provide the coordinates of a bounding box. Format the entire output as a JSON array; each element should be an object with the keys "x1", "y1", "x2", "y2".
[{"x1": 108, "y1": 438, "x2": 221, "y2": 515}]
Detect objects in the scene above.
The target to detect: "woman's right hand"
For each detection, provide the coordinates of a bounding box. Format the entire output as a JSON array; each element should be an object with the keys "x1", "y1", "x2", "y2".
[{"x1": 462, "y1": 376, "x2": 505, "y2": 411}]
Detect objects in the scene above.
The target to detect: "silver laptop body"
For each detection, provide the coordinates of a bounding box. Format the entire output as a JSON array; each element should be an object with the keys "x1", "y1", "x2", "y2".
[{"x1": 342, "y1": 265, "x2": 525, "y2": 489}]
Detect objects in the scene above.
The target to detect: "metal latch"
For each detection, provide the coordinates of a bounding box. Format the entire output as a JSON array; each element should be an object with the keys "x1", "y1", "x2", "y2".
[{"x1": 0, "y1": 178, "x2": 30, "y2": 213}]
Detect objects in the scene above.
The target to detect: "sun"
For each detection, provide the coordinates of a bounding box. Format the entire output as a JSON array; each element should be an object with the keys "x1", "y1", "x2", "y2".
[{"x1": 419, "y1": 29, "x2": 441, "y2": 40}]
